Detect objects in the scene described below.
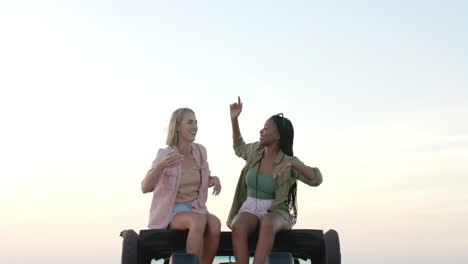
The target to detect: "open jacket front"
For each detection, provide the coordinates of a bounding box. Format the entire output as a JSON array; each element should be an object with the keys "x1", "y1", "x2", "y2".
[
  {"x1": 227, "y1": 137, "x2": 323, "y2": 228},
  {"x1": 147, "y1": 143, "x2": 210, "y2": 229}
]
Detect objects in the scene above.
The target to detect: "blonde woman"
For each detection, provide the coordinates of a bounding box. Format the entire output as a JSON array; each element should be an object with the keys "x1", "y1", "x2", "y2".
[{"x1": 141, "y1": 108, "x2": 221, "y2": 264}]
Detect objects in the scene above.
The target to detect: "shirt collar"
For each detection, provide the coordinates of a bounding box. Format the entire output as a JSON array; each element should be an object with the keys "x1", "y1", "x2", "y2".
[
  {"x1": 255, "y1": 145, "x2": 286, "y2": 165},
  {"x1": 171, "y1": 143, "x2": 200, "y2": 167}
]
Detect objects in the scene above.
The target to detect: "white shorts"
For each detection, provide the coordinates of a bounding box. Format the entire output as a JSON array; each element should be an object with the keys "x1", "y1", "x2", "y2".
[
  {"x1": 238, "y1": 196, "x2": 296, "y2": 227},
  {"x1": 238, "y1": 196, "x2": 273, "y2": 218}
]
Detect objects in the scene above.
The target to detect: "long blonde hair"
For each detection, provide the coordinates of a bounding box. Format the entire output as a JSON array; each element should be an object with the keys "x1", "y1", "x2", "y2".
[{"x1": 166, "y1": 108, "x2": 195, "y2": 146}]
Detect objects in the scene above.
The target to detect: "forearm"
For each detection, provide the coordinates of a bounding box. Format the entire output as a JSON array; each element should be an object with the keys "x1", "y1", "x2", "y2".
[
  {"x1": 231, "y1": 117, "x2": 241, "y2": 144},
  {"x1": 290, "y1": 162, "x2": 317, "y2": 180},
  {"x1": 141, "y1": 164, "x2": 164, "y2": 193}
]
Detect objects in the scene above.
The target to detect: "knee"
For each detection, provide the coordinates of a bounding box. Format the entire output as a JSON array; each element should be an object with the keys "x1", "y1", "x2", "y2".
[
  {"x1": 231, "y1": 221, "x2": 246, "y2": 235},
  {"x1": 207, "y1": 216, "x2": 221, "y2": 235},
  {"x1": 259, "y1": 218, "x2": 274, "y2": 233},
  {"x1": 189, "y1": 213, "x2": 207, "y2": 232}
]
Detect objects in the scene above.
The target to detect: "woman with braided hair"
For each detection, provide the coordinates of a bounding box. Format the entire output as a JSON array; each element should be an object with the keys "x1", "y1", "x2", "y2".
[{"x1": 227, "y1": 97, "x2": 323, "y2": 264}]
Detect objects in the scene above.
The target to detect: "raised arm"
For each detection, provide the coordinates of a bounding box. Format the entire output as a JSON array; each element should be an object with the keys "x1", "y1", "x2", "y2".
[
  {"x1": 230, "y1": 96, "x2": 243, "y2": 144},
  {"x1": 230, "y1": 97, "x2": 260, "y2": 160}
]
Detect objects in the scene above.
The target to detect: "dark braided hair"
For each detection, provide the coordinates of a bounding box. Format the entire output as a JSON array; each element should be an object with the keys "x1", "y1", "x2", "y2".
[{"x1": 271, "y1": 113, "x2": 297, "y2": 221}]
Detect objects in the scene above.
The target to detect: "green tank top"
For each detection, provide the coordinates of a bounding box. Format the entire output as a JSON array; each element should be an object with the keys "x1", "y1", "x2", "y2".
[{"x1": 246, "y1": 167, "x2": 275, "y2": 199}]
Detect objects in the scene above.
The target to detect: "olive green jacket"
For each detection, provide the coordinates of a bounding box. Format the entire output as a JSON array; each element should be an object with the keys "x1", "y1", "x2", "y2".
[{"x1": 226, "y1": 137, "x2": 323, "y2": 228}]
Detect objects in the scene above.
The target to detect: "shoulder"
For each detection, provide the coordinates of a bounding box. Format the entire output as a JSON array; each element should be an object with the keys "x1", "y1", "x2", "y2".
[
  {"x1": 151, "y1": 145, "x2": 174, "y2": 167},
  {"x1": 250, "y1": 141, "x2": 263, "y2": 154},
  {"x1": 193, "y1": 143, "x2": 208, "y2": 159},
  {"x1": 156, "y1": 145, "x2": 175, "y2": 156},
  {"x1": 247, "y1": 142, "x2": 264, "y2": 160},
  {"x1": 193, "y1": 142, "x2": 207, "y2": 153},
  {"x1": 247, "y1": 141, "x2": 262, "y2": 152},
  {"x1": 242, "y1": 140, "x2": 263, "y2": 153},
  {"x1": 193, "y1": 142, "x2": 206, "y2": 151},
  {"x1": 252, "y1": 141, "x2": 262, "y2": 148}
]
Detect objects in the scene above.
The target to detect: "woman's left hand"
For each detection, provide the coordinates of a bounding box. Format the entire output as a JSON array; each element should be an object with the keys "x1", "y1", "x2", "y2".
[
  {"x1": 272, "y1": 161, "x2": 292, "y2": 178},
  {"x1": 209, "y1": 176, "x2": 222, "y2": 196}
]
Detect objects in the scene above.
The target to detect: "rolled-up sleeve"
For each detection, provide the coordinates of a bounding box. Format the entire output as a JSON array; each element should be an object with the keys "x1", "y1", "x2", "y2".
[
  {"x1": 233, "y1": 137, "x2": 259, "y2": 161},
  {"x1": 146, "y1": 148, "x2": 170, "y2": 187},
  {"x1": 151, "y1": 148, "x2": 172, "y2": 170},
  {"x1": 291, "y1": 157, "x2": 323, "y2": 186}
]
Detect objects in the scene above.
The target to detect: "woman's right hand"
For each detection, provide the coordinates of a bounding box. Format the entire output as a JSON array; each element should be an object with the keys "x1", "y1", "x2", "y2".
[
  {"x1": 230, "y1": 96, "x2": 243, "y2": 119},
  {"x1": 159, "y1": 151, "x2": 184, "y2": 169}
]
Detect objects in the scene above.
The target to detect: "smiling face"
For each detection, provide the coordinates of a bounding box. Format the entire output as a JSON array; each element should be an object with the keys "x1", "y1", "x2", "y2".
[
  {"x1": 259, "y1": 118, "x2": 280, "y2": 146},
  {"x1": 177, "y1": 111, "x2": 198, "y2": 143}
]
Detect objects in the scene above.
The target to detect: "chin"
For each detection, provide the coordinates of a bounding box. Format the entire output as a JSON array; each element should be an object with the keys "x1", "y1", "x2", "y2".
[{"x1": 184, "y1": 136, "x2": 195, "y2": 143}]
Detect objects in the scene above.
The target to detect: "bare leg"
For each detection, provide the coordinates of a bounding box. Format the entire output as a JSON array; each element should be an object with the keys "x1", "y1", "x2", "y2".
[
  {"x1": 199, "y1": 213, "x2": 221, "y2": 264},
  {"x1": 169, "y1": 212, "x2": 207, "y2": 257},
  {"x1": 252, "y1": 212, "x2": 290, "y2": 264},
  {"x1": 231, "y1": 212, "x2": 260, "y2": 264}
]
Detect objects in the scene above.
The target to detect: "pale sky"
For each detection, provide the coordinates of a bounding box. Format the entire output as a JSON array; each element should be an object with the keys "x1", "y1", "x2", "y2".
[{"x1": 0, "y1": 1, "x2": 467, "y2": 264}]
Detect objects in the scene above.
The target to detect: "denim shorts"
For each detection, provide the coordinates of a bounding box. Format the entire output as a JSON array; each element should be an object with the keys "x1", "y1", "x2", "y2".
[{"x1": 168, "y1": 201, "x2": 193, "y2": 223}]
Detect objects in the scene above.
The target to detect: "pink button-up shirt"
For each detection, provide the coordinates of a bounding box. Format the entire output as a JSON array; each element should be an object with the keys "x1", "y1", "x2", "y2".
[{"x1": 147, "y1": 143, "x2": 210, "y2": 229}]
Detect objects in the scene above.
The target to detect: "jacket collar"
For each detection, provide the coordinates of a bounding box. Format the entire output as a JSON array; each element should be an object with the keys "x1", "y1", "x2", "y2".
[
  {"x1": 255, "y1": 144, "x2": 286, "y2": 165},
  {"x1": 172, "y1": 143, "x2": 202, "y2": 169}
]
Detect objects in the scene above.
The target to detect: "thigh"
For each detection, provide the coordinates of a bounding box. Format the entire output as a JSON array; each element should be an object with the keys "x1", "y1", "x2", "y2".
[
  {"x1": 259, "y1": 212, "x2": 290, "y2": 233},
  {"x1": 169, "y1": 211, "x2": 206, "y2": 230},
  {"x1": 232, "y1": 212, "x2": 260, "y2": 234}
]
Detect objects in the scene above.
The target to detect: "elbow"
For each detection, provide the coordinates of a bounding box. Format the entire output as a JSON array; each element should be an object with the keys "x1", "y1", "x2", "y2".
[
  {"x1": 141, "y1": 182, "x2": 153, "y2": 194},
  {"x1": 311, "y1": 168, "x2": 323, "y2": 186},
  {"x1": 233, "y1": 147, "x2": 240, "y2": 156},
  {"x1": 142, "y1": 168, "x2": 157, "y2": 193},
  {"x1": 313, "y1": 168, "x2": 323, "y2": 186},
  {"x1": 313, "y1": 176, "x2": 323, "y2": 186}
]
